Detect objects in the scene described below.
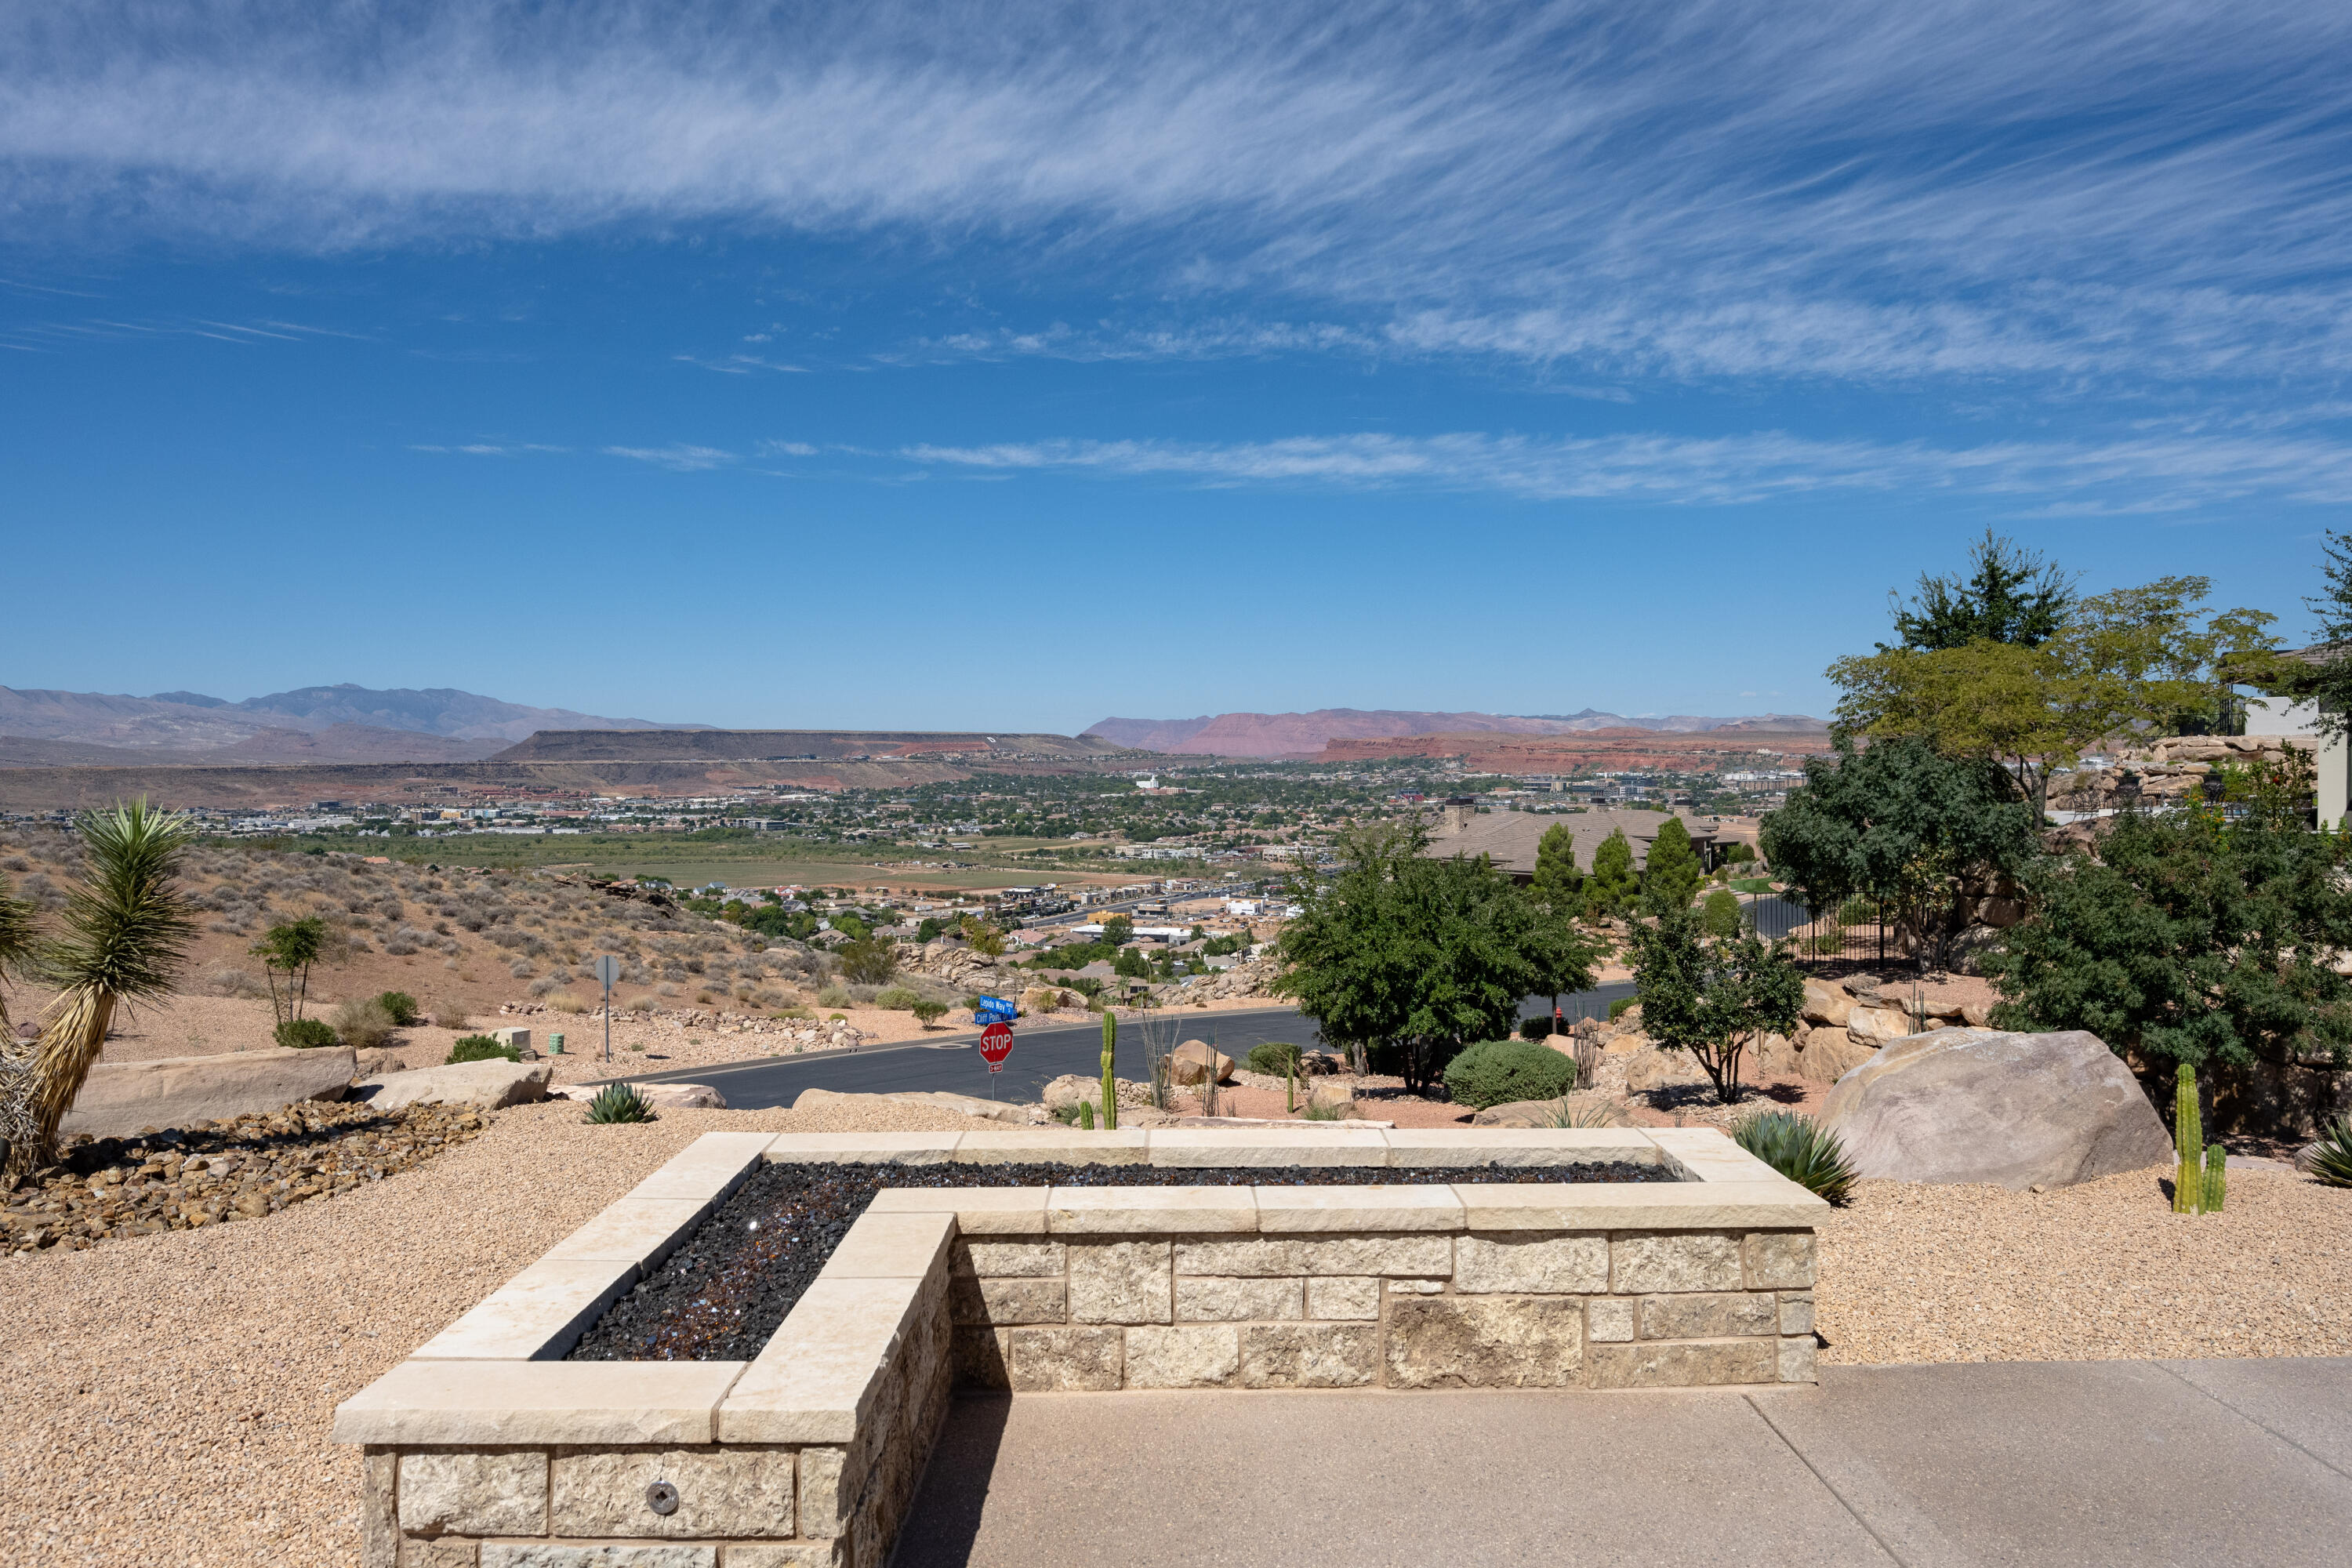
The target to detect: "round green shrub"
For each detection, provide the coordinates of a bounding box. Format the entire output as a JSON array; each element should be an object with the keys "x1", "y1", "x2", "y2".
[
  {"x1": 1245, "y1": 1042, "x2": 1302, "y2": 1076},
  {"x1": 375, "y1": 990, "x2": 423, "y2": 1027},
  {"x1": 1608, "y1": 996, "x2": 1638, "y2": 1022},
  {"x1": 274, "y1": 1017, "x2": 339, "y2": 1050},
  {"x1": 1442, "y1": 1038, "x2": 1578, "y2": 1109},
  {"x1": 446, "y1": 1034, "x2": 520, "y2": 1065},
  {"x1": 1517, "y1": 1016, "x2": 1553, "y2": 1041},
  {"x1": 872, "y1": 986, "x2": 923, "y2": 1011}
]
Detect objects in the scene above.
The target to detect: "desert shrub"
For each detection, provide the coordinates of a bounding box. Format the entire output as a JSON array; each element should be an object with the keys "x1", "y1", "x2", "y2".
[
  {"x1": 1517, "y1": 1016, "x2": 1554, "y2": 1040},
  {"x1": 1701, "y1": 888, "x2": 1743, "y2": 938},
  {"x1": 625, "y1": 994, "x2": 658, "y2": 1012},
  {"x1": 376, "y1": 989, "x2": 422, "y2": 1025},
  {"x1": 1299, "y1": 1102, "x2": 1349, "y2": 1120},
  {"x1": 655, "y1": 981, "x2": 680, "y2": 997},
  {"x1": 547, "y1": 991, "x2": 589, "y2": 1014},
  {"x1": 584, "y1": 1083, "x2": 655, "y2": 1123},
  {"x1": 1246, "y1": 1042, "x2": 1301, "y2": 1076},
  {"x1": 446, "y1": 1035, "x2": 520, "y2": 1064},
  {"x1": 911, "y1": 1000, "x2": 949, "y2": 1027},
  {"x1": 1442, "y1": 1038, "x2": 1577, "y2": 1109},
  {"x1": 815, "y1": 984, "x2": 854, "y2": 1009},
  {"x1": 1609, "y1": 996, "x2": 1637, "y2": 1022},
  {"x1": 837, "y1": 937, "x2": 899, "y2": 985},
  {"x1": 1733, "y1": 1111, "x2": 1858, "y2": 1205},
  {"x1": 275, "y1": 1017, "x2": 339, "y2": 1049},
  {"x1": 2307, "y1": 1116, "x2": 2352, "y2": 1188},
  {"x1": 205, "y1": 964, "x2": 267, "y2": 1000},
  {"x1": 508, "y1": 958, "x2": 536, "y2": 978},
  {"x1": 873, "y1": 986, "x2": 924, "y2": 1011},
  {"x1": 332, "y1": 997, "x2": 397, "y2": 1051}
]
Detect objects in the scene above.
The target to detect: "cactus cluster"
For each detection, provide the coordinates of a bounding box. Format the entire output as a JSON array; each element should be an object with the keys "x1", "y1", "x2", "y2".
[
  {"x1": 2171, "y1": 1065, "x2": 2225, "y2": 1214},
  {"x1": 1099, "y1": 1011, "x2": 1118, "y2": 1131}
]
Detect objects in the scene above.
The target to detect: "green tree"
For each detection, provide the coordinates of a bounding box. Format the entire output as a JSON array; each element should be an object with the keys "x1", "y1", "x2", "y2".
[
  {"x1": 1640, "y1": 816, "x2": 1703, "y2": 918},
  {"x1": 1530, "y1": 823, "x2": 1583, "y2": 912},
  {"x1": 250, "y1": 914, "x2": 329, "y2": 1025},
  {"x1": 1099, "y1": 913, "x2": 1134, "y2": 949},
  {"x1": 1273, "y1": 821, "x2": 1596, "y2": 1094},
  {"x1": 958, "y1": 915, "x2": 1007, "y2": 957},
  {"x1": 836, "y1": 937, "x2": 899, "y2": 985},
  {"x1": 1582, "y1": 829, "x2": 1637, "y2": 919},
  {"x1": 1700, "y1": 888, "x2": 1742, "y2": 938},
  {"x1": 5, "y1": 802, "x2": 195, "y2": 1174},
  {"x1": 1761, "y1": 735, "x2": 2038, "y2": 971},
  {"x1": 2259, "y1": 529, "x2": 2352, "y2": 741},
  {"x1": 1984, "y1": 757, "x2": 2352, "y2": 1108},
  {"x1": 1626, "y1": 909, "x2": 1804, "y2": 1105},
  {"x1": 1887, "y1": 529, "x2": 2076, "y2": 651},
  {"x1": 1113, "y1": 945, "x2": 1150, "y2": 978}
]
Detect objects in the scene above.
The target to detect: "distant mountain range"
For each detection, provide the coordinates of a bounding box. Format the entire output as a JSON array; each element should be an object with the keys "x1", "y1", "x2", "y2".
[
  {"x1": 0, "y1": 684, "x2": 707, "y2": 767},
  {"x1": 1084, "y1": 708, "x2": 1825, "y2": 757}
]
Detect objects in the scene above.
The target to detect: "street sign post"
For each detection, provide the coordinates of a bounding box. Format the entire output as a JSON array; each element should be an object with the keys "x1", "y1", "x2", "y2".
[
  {"x1": 975, "y1": 995, "x2": 1018, "y2": 1025},
  {"x1": 593, "y1": 955, "x2": 622, "y2": 1062},
  {"x1": 978, "y1": 1022, "x2": 1014, "y2": 1098}
]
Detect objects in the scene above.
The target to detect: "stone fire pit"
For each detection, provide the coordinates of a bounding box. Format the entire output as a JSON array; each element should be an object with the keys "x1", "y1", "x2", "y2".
[{"x1": 336, "y1": 1125, "x2": 1825, "y2": 1566}]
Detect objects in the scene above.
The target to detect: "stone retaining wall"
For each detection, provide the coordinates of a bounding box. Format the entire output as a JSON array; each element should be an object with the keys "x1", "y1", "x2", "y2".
[{"x1": 338, "y1": 1127, "x2": 1824, "y2": 1567}]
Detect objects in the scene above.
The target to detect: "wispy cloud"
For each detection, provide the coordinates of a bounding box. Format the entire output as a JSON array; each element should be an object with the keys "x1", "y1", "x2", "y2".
[
  {"x1": 410, "y1": 441, "x2": 568, "y2": 456},
  {"x1": 673, "y1": 352, "x2": 810, "y2": 375},
  {"x1": 897, "y1": 429, "x2": 2352, "y2": 507},
  {"x1": 5, "y1": 2, "x2": 2350, "y2": 388},
  {"x1": 601, "y1": 443, "x2": 736, "y2": 471}
]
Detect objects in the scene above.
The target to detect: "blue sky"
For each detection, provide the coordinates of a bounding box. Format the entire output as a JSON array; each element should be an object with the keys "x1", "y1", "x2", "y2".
[{"x1": 6, "y1": 1, "x2": 2352, "y2": 732}]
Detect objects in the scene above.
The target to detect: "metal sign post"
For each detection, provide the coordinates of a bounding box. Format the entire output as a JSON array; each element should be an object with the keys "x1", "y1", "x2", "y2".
[
  {"x1": 593, "y1": 955, "x2": 622, "y2": 1063},
  {"x1": 978, "y1": 1021, "x2": 1014, "y2": 1098}
]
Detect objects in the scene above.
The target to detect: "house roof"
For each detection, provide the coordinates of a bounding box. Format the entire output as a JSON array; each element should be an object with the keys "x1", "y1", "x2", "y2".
[{"x1": 1421, "y1": 807, "x2": 1721, "y2": 876}]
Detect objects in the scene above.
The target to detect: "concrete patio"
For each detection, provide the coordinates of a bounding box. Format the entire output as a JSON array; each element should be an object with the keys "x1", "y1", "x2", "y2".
[{"x1": 894, "y1": 1356, "x2": 2352, "y2": 1566}]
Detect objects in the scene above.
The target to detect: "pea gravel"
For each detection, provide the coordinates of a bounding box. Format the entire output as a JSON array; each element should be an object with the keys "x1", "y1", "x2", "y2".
[{"x1": 0, "y1": 1108, "x2": 2346, "y2": 1566}]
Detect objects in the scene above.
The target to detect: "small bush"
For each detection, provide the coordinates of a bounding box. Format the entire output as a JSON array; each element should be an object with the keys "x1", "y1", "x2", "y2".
[
  {"x1": 332, "y1": 997, "x2": 397, "y2": 1051},
  {"x1": 2307, "y1": 1116, "x2": 2352, "y2": 1189},
  {"x1": 1517, "y1": 1016, "x2": 1553, "y2": 1041},
  {"x1": 911, "y1": 1000, "x2": 949, "y2": 1028},
  {"x1": 274, "y1": 1017, "x2": 339, "y2": 1050},
  {"x1": 1245, "y1": 1042, "x2": 1301, "y2": 1076},
  {"x1": 625, "y1": 994, "x2": 659, "y2": 1012},
  {"x1": 815, "y1": 984, "x2": 854, "y2": 1009},
  {"x1": 584, "y1": 1083, "x2": 655, "y2": 1123},
  {"x1": 1733, "y1": 1111, "x2": 1859, "y2": 1205},
  {"x1": 1442, "y1": 1038, "x2": 1577, "y2": 1109},
  {"x1": 1299, "y1": 1102, "x2": 1348, "y2": 1120},
  {"x1": 1608, "y1": 996, "x2": 1637, "y2": 1022},
  {"x1": 447, "y1": 1034, "x2": 520, "y2": 1064},
  {"x1": 837, "y1": 937, "x2": 899, "y2": 985},
  {"x1": 873, "y1": 986, "x2": 923, "y2": 1011},
  {"x1": 433, "y1": 1004, "x2": 470, "y2": 1030},
  {"x1": 1701, "y1": 888, "x2": 1743, "y2": 938},
  {"x1": 376, "y1": 989, "x2": 423, "y2": 1026},
  {"x1": 546, "y1": 991, "x2": 589, "y2": 1014}
]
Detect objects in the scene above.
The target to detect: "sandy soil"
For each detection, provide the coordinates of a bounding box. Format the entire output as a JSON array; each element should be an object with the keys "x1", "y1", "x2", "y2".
[{"x1": 0, "y1": 1102, "x2": 2344, "y2": 1566}]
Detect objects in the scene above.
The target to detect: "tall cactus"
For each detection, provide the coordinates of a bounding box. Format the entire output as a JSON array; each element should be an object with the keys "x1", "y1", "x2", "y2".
[
  {"x1": 1099, "y1": 1009, "x2": 1118, "y2": 1131},
  {"x1": 2173, "y1": 1064, "x2": 2202, "y2": 1214},
  {"x1": 2203, "y1": 1142, "x2": 2227, "y2": 1213}
]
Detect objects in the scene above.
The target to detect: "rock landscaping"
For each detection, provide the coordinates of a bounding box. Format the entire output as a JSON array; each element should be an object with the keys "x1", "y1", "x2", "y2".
[{"x1": 2, "y1": 1098, "x2": 490, "y2": 1254}]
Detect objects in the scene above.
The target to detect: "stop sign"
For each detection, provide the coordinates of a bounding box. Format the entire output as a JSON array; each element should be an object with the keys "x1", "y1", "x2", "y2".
[{"x1": 978, "y1": 1022, "x2": 1014, "y2": 1072}]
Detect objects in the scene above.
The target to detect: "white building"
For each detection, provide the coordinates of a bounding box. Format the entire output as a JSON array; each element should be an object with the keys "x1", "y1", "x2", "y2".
[{"x1": 2239, "y1": 686, "x2": 2349, "y2": 828}]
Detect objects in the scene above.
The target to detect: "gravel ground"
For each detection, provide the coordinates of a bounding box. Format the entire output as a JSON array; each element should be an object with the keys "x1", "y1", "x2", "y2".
[
  {"x1": 1816, "y1": 1168, "x2": 2352, "y2": 1364},
  {"x1": 2, "y1": 1109, "x2": 2345, "y2": 1566}
]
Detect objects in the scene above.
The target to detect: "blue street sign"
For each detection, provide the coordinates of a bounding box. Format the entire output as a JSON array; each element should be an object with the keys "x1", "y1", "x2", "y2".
[{"x1": 975, "y1": 995, "x2": 1018, "y2": 1023}]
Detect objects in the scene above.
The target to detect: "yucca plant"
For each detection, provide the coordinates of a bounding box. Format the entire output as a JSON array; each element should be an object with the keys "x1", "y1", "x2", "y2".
[
  {"x1": 1733, "y1": 1109, "x2": 1860, "y2": 1206},
  {"x1": 1542, "y1": 1098, "x2": 1623, "y2": 1128},
  {"x1": 7, "y1": 802, "x2": 194, "y2": 1174},
  {"x1": 583, "y1": 1082, "x2": 655, "y2": 1123},
  {"x1": 2308, "y1": 1116, "x2": 2352, "y2": 1189},
  {"x1": 0, "y1": 872, "x2": 45, "y2": 1170}
]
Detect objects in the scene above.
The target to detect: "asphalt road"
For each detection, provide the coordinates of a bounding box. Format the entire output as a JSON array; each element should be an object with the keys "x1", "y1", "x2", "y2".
[{"x1": 607, "y1": 982, "x2": 1641, "y2": 1109}]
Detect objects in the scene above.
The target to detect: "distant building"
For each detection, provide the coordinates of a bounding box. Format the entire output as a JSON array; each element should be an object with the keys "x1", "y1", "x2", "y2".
[{"x1": 2238, "y1": 643, "x2": 2349, "y2": 827}]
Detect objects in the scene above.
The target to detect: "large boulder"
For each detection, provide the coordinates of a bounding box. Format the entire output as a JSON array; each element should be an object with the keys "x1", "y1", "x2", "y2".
[
  {"x1": 1170, "y1": 1040, "x2": 1236, "y2": 1086},
  {"x1": 356, "y1": 1058, "x2": 552, "y2": 1112},
  {"x1": 64, "y1": 1046, "x2": 356, "y2": 1137},
  {"x1": 551, "y1": 1081, "x2": 729, "y2": 1110},
  {"x1": 1797, "y1": 1029, "x2": 1878, "y2": 1084},
  {"x1": 1746, "y1": 1032, "x2": 1803, "y2": 1082},
  {"x1": 1622, "y1": 1047, "x2": 1706, "y2": 1092},
  {"x1": 1472, "y1": 1092, "x2": 1632, "y2": 1128},
  {"x1": 1820, "y1": 1028, "x2": 2176, "y2": 1189},
  {"x1": 1846, "y1": 1005, "x2": 1914, "y2": 1043},
  {"x1": 1801, "y1": 978, "x2": 1853, "y2": 1028}
]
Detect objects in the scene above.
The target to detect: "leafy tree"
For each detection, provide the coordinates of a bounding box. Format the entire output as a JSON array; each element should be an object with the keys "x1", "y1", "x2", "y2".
[
  {"x1": 836, "y1": 937, "x2": 899, "y2": 985},
  {"x1": 1582, "y1": 829, "x2": 1638, "y2": 918},
  {"x1": 1530, "y1": 823, "x2": 1583, "y2": 912},
  {"x1": 1700, "y1": 888, "x2": 1742, "y2": 938},
  {"x1": 1831, "y1": 575, "x2": 2277, "y2": 814},
  {"x1": 1113, "y1": 945, "x2": 1150, "y2": 979},
  {"x1": 1273, "y1": 821, "x2": 1596, "y2": 1094},
  {"x1": 1641, "y1": 817, "x2": 1704, "y2": 917},
  {"x1": 916, "y1": 916, "x2": 946, "y2": 943},
  {"x1": 1099, "y1": 913, "x2": 1134, "y2": 948},
  {"x1": 5, "y1": 803, "x2": 195, "y2": 1174},
  {"x1": 1626, "y1": 909, "x2": 1804, "y2": 1105},
  {"x1": 959, "y1": 915, "x2": 1007, "y2": 957},
  {"x1": 1761, "y1": 735, "x2": 2038, "y2": 971},
  {"x1": 1887, "y1": 529, "x2": 2076, "y2": 651},
  {"x1": 829, "y1": 913, "x2": 873, "y2": 942},
  {"x1": 250, "y1": 914, "x2": 330, "y2": 1024},
  {"x1": 737, "y1": 903, "x2": 798, "y2": 939},
  {"x1": 2259, "y1": 528, "x2": 2352, "y2": 741},
  {"x1": 1984, "y1": 758, "x2": 2352, "y2": 1106}
]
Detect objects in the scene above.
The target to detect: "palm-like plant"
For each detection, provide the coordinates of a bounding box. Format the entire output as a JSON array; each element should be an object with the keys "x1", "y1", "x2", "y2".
[
  {"x1": 0, "y1": 873, "x2": 43, "y2": 1162},
  {"x1": 7, "y1": 803, "x2": 194, "y2": 1174}
]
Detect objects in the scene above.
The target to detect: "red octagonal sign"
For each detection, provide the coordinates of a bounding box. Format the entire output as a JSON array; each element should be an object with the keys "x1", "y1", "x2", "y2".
[{"x1": 978, "y1": 1021, "x2": 1014, "y2": 1072}]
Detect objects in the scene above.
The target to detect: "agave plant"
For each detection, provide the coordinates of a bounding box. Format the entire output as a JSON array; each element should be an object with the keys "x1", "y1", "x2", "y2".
[
  {"x1": 2308, "y1": 1116, "x2": 2352, "y2": 1189},
  {"x1": 583, "y1": 1082, "x2": 655, "y2": 1123},
  {"x1": 5, "y1": 802, "x2": 194, "y2": 1174},
  {"x1": 1733, "y1": 1109, "x2": 1860, "y2": 1206}
]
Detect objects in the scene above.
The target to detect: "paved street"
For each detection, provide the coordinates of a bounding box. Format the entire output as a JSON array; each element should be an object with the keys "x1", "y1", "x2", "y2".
[
  {"x1": 611, "y1": 983, "x2": 1639, "y2": 1109},
  {"x1": 895, "y1": 1358, "x2": 2352, "y2": 1567}
]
